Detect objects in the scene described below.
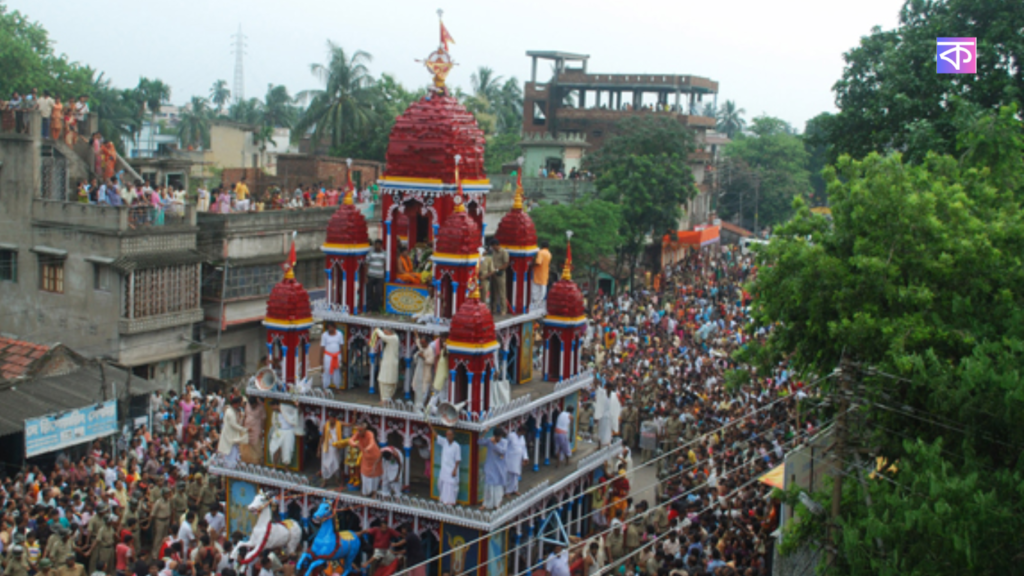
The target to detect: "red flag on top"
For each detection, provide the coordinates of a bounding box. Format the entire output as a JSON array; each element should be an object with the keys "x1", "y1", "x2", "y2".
[
  {"x1": 283, "y1": 231, "x2": 297, "y2": 277},
  {"x1": 440, "y1": 20, "x2": 455, "y2": 51}
]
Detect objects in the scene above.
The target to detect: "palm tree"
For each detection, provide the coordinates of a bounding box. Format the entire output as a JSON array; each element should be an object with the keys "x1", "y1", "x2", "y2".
[
  {"x1": 228, "y1": 98, "x2": 263, "y2": 125},
  {"x1": 716, "y1": 100, "x2": 746, "y2": 139},
  {"x1": 263, "y1": 84, "x2": 295, "y2": 129},
  {"x1": 702, "y1": 102, "x2": 718, "y2": 119},
  {"x1": 293, "y1": 42, "x2": 375, "y2": 150},
  {"x1": 470, "y1": 66, "x2": 503, "y2": 103},
  {"x1": 136, "y1": 77, "x2": 171, "y2": 152},
  {"x1": 89, "y1": 73, "x2": 139, "y2": 151},
  {"x1": 178, "y1": 96, "x2": 211, "y2": 150},
  {"x1": 210, "y1": 80, "x2": 231, "y2": 114},
  {"x1": 494, "y1": 78, "x2": 523, "y2": 134}
]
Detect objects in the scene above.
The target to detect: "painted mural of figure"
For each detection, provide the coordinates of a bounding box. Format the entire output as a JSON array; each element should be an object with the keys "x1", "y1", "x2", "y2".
[
  {"x1": 411, "y1": 335, "x2": 436, "y2": 409},
  {"x1": 372, "y1": 328, "x2": 401, "y2": 404},
  {"x1": 379, "y1": 448, "x2": 403, "y2": 497},
  {"x1": 268, "y1": 401, "x2": 299, "y2": 465},
  {"x1": 504, "y1": 427, "x2": 528, "y2": 496},
  {"x1": 435, "y1": 429, "x2": 461, "y2": 505},
  {"x1": 478, "y1": 428, "x2": 508, "y2": 510},
  {"x1": 320, "y1": 414, "x2": 343, "y2": 487},
  {"x1": 216, "y1": 396, "x2": 248, "y2": 469}
]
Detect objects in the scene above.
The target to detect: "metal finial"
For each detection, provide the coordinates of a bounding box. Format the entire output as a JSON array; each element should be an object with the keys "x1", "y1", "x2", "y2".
[
  {"x1": 454, "y1": 154, "x2": 462, "y2": 165},
  {"x1": 346, "y1": 158, "x2": 352, "y2": 168},
  {"x1": 437, "y1": 8, "x2": 443, "y2": 18}
]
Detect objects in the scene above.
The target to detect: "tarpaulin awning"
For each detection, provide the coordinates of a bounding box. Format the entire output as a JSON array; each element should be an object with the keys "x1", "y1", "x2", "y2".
[
  {"x1": 759, "y1": 464, "x2": 785, "y2": 489},
  {"x1": 663, "y1": 225, "x2": 720, "y2": 247}
]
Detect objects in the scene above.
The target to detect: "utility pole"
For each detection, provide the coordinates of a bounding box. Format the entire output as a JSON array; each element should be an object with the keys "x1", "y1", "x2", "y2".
[
  {"x1": 754, "y1": 175, "x2": 760, "y2": 237},
  {"x1": 829, "y1": 357, "x2": 853, "y2": 568}
]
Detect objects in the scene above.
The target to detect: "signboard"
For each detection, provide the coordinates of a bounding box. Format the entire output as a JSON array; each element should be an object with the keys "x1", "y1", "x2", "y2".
[
  {"x1": 385, "y1": 283, "x2": 430, "y2": 316},
  {"x1": 227, "y1": 479, "x2": 260, "y2": 535},
  {"x1": 25, "y1": 400, "x2": 118, "y2": 458}
]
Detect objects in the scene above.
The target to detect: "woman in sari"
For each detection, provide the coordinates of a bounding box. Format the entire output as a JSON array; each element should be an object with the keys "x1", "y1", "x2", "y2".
[
  {"x1": 50, "y1": 96, "x2": 64, "y2": 141},
  {"x1": 150, "y1": 186, "x2": 165, "y2": 226},
  {"x1": 91, "y1": 134, "x2": 102, "y2": 175},
  {"x1": 101, "y1": 141, "x2": 117, "y2": 181},
  {"x1": 63, "y1": 107, "x2": 77, "y2": 145}
]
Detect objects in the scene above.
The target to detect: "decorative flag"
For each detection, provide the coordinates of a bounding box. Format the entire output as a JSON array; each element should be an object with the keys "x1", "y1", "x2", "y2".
[{"x1": 440, "y1": 20, "x2": 455, "y2": 51}]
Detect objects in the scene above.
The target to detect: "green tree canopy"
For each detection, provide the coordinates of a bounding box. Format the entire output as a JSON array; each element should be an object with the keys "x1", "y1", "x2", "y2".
[
  {"x1": 0, "y1": 4, "x2": 93, "y2": 99},
  {"x1": 530, "y1": 198, "x2": 622, "y2": 301},
  {"x1": 596, "y1": 153, "x2": 695, "y2": 279},
  {"x1": 294, "y1": 42, "x2": 376, "y2": 152},
  {"x1": 746, "y1": 105, "x2": 1024, "y2": 576},
  {"x1": 584, "y1": 115, "x2": 697, "y2": 175},
  {"x1": 718, "y1": 116, "x2": 811, "y2": 232},
  {"x1": 827, "y1": 0, "x2": 1024, "y2": 163}
]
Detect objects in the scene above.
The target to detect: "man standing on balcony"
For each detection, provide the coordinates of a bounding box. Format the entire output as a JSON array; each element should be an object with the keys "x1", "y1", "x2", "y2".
[
  {"x1": 320, "y1": 322, "x2": 344, "y2": 390},
  {"x1": 365, "y1": 240, "x2": 386, "y2": 313},
  {"x1": 38, "y1": 91, "x2": 54, "y2": 139},
  {"x1": 235, "y1": 176, "x2": 251, "y2": 211},
  {"x1": 532, "y1": 240, "x2": 552, "y2": 306}
]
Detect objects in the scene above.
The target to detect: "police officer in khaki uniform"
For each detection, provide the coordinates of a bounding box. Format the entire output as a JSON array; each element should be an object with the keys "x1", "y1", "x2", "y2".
[
  {"x1": 89, "y1": 515, "x2": 116, "y2": 575},
  {"x1": 198, "y1": 477, "x2": 218, "y2": 518},
  {"x1": 487, "y1": 238, "x2": 509, "y2": 316},
  {"x1": 663, "y1": 410, "x2": 683, "y2": 453},
  {"x1": 171, "y1": 483, "x2": 189, "y2": 522},
  {"x1": 150, "y1": 488, "x2": 172, "y2": 549},
  {"x1": 56, "y1": 554, "x2": 85, "y2": 576},
  {"x1": 121, "y1": 500, "x2": 141, "y2": 553},
  {"x1": 5, "y1": 546, "x2": 28, "y2": 576},
  {"x1": 187, "y1": 475, "x2": 203, "y2": 511},
  {"x1": 606, "y1": 522, "x2": 625, "y2": 562}
]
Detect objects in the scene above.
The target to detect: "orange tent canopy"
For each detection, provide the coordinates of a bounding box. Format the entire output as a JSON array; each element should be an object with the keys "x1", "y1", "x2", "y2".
[{"x1": 663, "y1": 225, "x2": 720, "y2": 247}]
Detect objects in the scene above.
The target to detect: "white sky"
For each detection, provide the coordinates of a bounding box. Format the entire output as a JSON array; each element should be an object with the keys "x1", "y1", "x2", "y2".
[{"x1": 12, "y1": 0, "x2": 905, "y2": 130}]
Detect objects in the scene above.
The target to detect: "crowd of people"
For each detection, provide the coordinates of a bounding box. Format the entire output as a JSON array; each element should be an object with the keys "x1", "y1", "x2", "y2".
[
  {"x1": 1, "y1": 89, "x2": 90, "y2": 144},
  {"x1": 197, "y1": 180, "x2": 381, "y2": 214},
  {"x1": 550, "y1": 245, "x2": 811, "y2": 576},
  {"x1": 0, "y1": 239, "x2": 813, "y2": 576}
]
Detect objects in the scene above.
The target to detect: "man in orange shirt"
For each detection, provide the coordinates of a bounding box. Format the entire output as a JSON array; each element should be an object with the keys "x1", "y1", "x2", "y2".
[{"x1": 532, "y1": 240, "x2": 551, "y2": 306}]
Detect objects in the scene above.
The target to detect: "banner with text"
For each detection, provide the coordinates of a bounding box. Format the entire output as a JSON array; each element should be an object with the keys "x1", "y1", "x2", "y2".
[{"x1": 24, "y1": 401, "x2": 118, "y2": 458}]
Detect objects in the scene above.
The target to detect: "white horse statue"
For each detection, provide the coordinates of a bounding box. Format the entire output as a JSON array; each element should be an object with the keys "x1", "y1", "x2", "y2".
[{"x1": 231, "y1": 491, "x2": 303, "y2": 566}]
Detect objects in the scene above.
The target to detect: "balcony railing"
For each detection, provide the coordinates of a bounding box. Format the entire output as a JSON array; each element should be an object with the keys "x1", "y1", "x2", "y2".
[{"x1": 32, "y1": 199, "x2": 197, "y2": 233}]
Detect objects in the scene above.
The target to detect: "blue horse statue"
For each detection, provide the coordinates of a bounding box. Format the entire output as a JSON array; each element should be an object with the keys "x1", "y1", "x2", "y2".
[{"x1": 296, "y1": 500, "x2": 362, "y2": 576}]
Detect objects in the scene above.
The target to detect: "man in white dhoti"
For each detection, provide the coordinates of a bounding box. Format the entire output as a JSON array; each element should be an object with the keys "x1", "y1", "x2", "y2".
[
  {"x1": 478, "y1": 428, "x2": 508, "y2": 510},
  {"x1": 320, "y1": 322, "x2": 345, "y2": 390},
  {"x1": 268, "y1": 401, "x2": 298, "y2": 465},
  {"x1": 432, "y1": 337, "x2": 449, "y2": 397},
  {"x1": 216, "y1": 396, "x2": 248, "y2": 469},
  {"x1": 412, "y1": 335, "x2": 436, "y2": 410},
  {"x1": 372, "y1": 328, "x2": 401, "y2": 404},
  {"x1": 504, "y1": 427, "x2": 528, "y2": 496},
  {"x1": 319, "y1": 414, "x2": 343, "y2": 487},
  {"x1": 379, "y1": 448, "x2": 403, "y2": 497},
  {"x1": 436, "y1": 429, "x2": 461, "y2": 505},
  {"x1": 593, "y1": 383, "x2": 621, "y2": 448}
]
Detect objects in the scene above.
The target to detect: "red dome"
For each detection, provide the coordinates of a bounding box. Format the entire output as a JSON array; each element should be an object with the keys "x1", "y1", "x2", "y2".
[
  {"x1": 325, "y1": 203, "x2": 370, "y2": 247},
  {"x1": 435, "y1": 210, "x2": 481, "y2": 255},
  {"x1": 546, "y1": 277, "x2": 586, "y2": 319},
  {"x1": 265, "y1": 276, "x2": 313, "y2": 323},
  {"x1": 495, "y1": 208, "x2": 537, "y2": 250},
  {"x1": 449, "y1": 297, "x2": 496, "y2": 345},
  {"x1": 384, "y1": 95, "x2": 487, "y2": 182}
]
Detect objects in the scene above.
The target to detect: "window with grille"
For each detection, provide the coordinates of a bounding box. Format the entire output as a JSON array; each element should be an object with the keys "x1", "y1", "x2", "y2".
[
  {"x1": 296, "y1": 259, "x2": 326, "y2": 289},
  {"x1": 39, "y1": 256, "x2": 64, "y2": 293},
  {"x1": 124, "y1": 264, "x2": 200, "y2": 318},
  {"x1": 220, "y1": 345, "x2": 246, "y2": 379},
  {"x1": 0, "y1": 250, "x2": 15, "y2": 282},
  {"x1": 94, "y1": 264, "x2": 115, "y2": 292}
]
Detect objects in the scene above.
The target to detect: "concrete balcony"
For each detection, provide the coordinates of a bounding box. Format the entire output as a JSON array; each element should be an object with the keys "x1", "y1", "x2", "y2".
[
  {"x1": 119, "y1": 308, "x2": 203, "y2": 334},
  {"x1": 556, "y1": 107, "x2": 717, "y2": 128},
  {"x1": 31, "y1": 199, "x2": 197, "y2": 234}
]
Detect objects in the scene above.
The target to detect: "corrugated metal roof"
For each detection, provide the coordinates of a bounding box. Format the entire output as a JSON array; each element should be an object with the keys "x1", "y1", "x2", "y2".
[{"x1": 0, "y1": 365, "x2": 164, "y2": 437}]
